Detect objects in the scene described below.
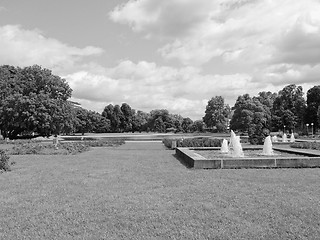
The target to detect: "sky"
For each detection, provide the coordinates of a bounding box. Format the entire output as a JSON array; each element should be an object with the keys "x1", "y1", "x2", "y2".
[{"x1": 0, "y1": 0, "x2": 320, "y2": 120}]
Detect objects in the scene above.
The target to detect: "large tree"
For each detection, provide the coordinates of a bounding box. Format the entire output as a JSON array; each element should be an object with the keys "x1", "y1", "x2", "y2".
[
  {"x1": 102, "y1": 104, "x2": 122, "y2": 132},
  {"x1": 120, "y1": 103, "x2": 133, "y2": 132},
  {"x1": 272, "y1": 84, "x2": 306, "y2": 132},
  {"x1": 306, "y1": 86, "x2": 320, "y2": 132},
  {"x1": 0, "y1": 65, "x2": 73, "y2": 138},
  {"x1": 181, "y1": 117, "x2": 193, "y2": 133},
  {"x1": 230, "y1": 94, "x2": 270, "y2": 144},
  {"x1": 191, "y1": 120, "x2": 205, "y2": 133},
  {"x1": 203, "y1": 96, "x2": 231, "y2": 132},
  {"x1": 230, "y1": 94, "x2": 255, "y2": 132},
  {"x1": 132, "y1": 110, "x2": 149, "y2": 132},
  {"x1": 149, "y1": 109, "x2": 173, "y2": 132}
]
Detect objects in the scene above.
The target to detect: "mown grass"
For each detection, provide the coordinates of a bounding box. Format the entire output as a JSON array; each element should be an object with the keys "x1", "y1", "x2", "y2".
[{"x1": 1, "y1": 142, "x2": 320, "y2": 239}]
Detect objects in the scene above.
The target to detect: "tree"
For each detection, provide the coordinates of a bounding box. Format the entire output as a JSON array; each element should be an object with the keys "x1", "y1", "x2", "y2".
[
  {"x1": 75, "y1": 107, "x2": 110, "y2": 134},
  {"x1": 230, "y1": 94, "x2": 270, "y2": 144},
  {"x1": 74, "y1": 107, "x2": 91, "y2": 135},
  {"x1": 0, "y1": 65, "x2": 73, "y2": 138},
  {"x1": 255, "y1": 91, "x2": 277, "y2": 109},
  {"x1": 170, "y1": 114, "x2": 184, "y2": 132},
  {"x1": 203, "y1": 96, "x2": 230, "y2": 132},
  {"x1": 272, "y1": 84, "x2": 306, "y2": 132},
  {"x1": 132, "y1": 110, "x2": 149, "y2": 132},
  {"x1": 253, "y1": 91, "x2": 277, "y2": 131},
  {"x1": 149, "y1": 109, "x2": 173, "y2": 132},
  {"x1": 120, "y1": 103, "x2": 133, "y2": 132},
  {"x1": 88, "y1": 111, "x2": 110, "y2": 133},
  {"x1": 230, "y1": 94, "x2": 254, "y2": 132},
  {"x1": 181, "y1": 117, "x2": 193, "y2": 133},
  {"x1": 191, "y1": 120, "x2": 205, "y2": 132},
  {"x1": 306, "y1": 86, "x2": 320, "y2": 132},
  {"x1": 102, "y1": 104, "x2": 122, "y2": 132}
]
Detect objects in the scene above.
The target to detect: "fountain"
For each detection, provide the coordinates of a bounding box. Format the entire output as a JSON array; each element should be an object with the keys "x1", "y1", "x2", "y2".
[
  {"x1": 271, "y1": 135, "x2": 278, "y2": 143},
  {"x1": 229, "y1": 130, "x2": 244, "y2": 157},
  {"x1": 290, "y1": 133, "x2": 295, "y2": 143},
  {"x1": 261, "y1": 136, "x2": 274, "y2": 155},
  {"x1": 176, "y1": 130, "x2": 320, "y2": 169},
  {"x1": 282, "y1": 134, "x2": 288, "y2": 142},
  {"x1": 220, "y1": 139, "x2": 229, "y2": 153}
]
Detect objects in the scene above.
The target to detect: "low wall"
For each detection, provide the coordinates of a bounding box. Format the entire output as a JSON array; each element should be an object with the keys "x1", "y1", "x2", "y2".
[{"x1": 175, "y1": 147, "x2": 320, "y2": 169}]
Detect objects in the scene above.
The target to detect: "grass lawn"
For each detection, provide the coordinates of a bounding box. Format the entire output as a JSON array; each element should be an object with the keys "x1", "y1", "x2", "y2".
[{"x1": 1, "y1": 142, "x2": 320, "y2": 239}]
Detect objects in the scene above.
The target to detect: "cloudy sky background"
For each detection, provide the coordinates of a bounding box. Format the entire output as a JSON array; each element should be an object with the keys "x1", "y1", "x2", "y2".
[{"x1": 1, "y1": 0, "x2": 320, "y2": 120}]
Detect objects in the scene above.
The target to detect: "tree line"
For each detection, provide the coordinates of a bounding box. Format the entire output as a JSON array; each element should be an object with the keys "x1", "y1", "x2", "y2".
[
  {"x1": 0, "y1": 65, "x2": 200, "y2": 138},
  {"x1": 203, "y1": 84, "x2": 320, "y2": 143},
  {"x1": 1, "y1": 64, "x2": 320, "y2": 140}
]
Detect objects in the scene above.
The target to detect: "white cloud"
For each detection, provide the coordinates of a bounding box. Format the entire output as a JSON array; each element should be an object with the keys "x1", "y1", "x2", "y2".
[
  {"x1": 64, "y1": 60, "x2": 258, "y2": 120},
  {"x1": 108, "y1": 0, "x2": 320, "y2": 116},
  {"x1": 110, "y1": 0, "x2": 320, "y2": 87},
  {"x1": 109, "y1": 0, "x2": 214, "y2": 38},
  {"x1": 273, "y1": 11, "x2": 320, "y2": 66},
  {"x1": 0, "y1": 25, "x2": 104, "y2": 73}
]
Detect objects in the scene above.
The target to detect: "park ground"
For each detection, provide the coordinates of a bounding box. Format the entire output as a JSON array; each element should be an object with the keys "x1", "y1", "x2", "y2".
[{"x1": 1, "y1": 139, "x2": 320, "y2": 239}]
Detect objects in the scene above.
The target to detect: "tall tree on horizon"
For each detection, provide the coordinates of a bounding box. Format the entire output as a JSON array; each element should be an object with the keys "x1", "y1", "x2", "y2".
[
  {"x1": 272, "y1": 84, "x2": 306, "y2": 132},
  {"x1": 306, "y1": 85, "x2": 320, "y2": 132},
  {"x1": 203, "y1": 96, "x2": 231, "y2": 132}
]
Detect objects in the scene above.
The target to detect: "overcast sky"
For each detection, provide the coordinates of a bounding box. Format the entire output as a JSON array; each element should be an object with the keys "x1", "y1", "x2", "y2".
[{"x1": 1, "y1": 0, "x2": 320, "y2": 120}]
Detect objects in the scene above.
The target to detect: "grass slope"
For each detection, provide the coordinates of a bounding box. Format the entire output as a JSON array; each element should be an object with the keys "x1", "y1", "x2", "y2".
[{"x1": 1, "y1": 142, "x2": 320, "y2": 239}]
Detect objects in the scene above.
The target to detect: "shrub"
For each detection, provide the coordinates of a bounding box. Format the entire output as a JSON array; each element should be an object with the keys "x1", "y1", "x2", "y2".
[
  {"x1": 60, "y1": 142, "x2": 90, "y2": 154},
  {"x1": 163, "y1": 137, "x2": 222, "y2": 149},
  {"x1": 0, "y1": 150, "x2": 11, "y2": 171},
  {"x1": 10, "y1": 143, "x2": 46, "y2": 155},
  {"x1": 248, "y1": 135, "x2": 264, "y2": 145},
  {"x1": 290, "y1": 141, "x2": 320, "y2": 150},
  {"x1": 7, "y1": 139, "x2": 125, "y2": 155},
  {"x1": 60, "y1": 137, "x2": 98, "y2": 141},
  {"x1": 9, "y1": 142, "x2": 89, "y2": 155},
  {"x1": 83, "y1": 139, "x2": 125, "y2": 147}
]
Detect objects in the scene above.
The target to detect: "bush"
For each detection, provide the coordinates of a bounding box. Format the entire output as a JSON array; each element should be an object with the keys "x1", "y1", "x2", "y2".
[
  {"x1": 9, "y1": 142, "x2": 89, "y2": 155},
  {"x1": 60, "y1": 137, "x2": 98, "y2": 141},
  {"x1": 0, "y1": 150, "x2": 11, "y2": 171},
  {"x1": 10, "y1": 143, "x2": 46, "y2": 155},
  {"x1": 7, "y1": 139, "x2": 125, "y2": 155},
  {"x1": 83, "y1": 139, "x2": 125, "y2": 147},
  {"x1": 60, "y1": 142, "x2": 90, "y2": 154},
  {"x1": 163, "y1": 137, "x2": 222, "y2": 149},
  {"x1": 290, "y1": 141, "x2": 320, "y2": 150},
  {"x1": 248, "y1": 135, "x2": 264, "y2": 145}
]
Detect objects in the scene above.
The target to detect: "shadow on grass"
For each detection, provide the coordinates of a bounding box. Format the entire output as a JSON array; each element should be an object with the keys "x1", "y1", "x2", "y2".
[{"x1": 172, "y1": 153, "x2": 193, "y2": 169}]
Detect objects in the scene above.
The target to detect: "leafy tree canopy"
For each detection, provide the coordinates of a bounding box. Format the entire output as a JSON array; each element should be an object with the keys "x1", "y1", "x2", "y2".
[
  {"x1": 306, "y1": 85, "x2": 320, "y2": 130},
  {"x1": 0, "y1": 65, "x2": 72, "y2": 138},
  {"x1": 203, "y1": 96, "x2": 231, "y2": 132},
  {"x1": 272, "y1": 84, "x2": 306, "y2": 132}
]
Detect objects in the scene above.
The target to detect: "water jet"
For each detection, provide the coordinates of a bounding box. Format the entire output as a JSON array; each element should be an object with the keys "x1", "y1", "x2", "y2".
[
  {"x1": 220, "y1": 139, "x2": 229, "y2": 153},
  {"x1": 261, "y1": 136, "x2": 274, "y2": 155}
]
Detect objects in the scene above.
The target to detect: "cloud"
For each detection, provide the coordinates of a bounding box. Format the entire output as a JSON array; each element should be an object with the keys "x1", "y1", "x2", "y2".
[
  {"x1": 0, "y1": 25, "x2": 104, "y2": 73},
  {"x1": 111, "y1": 0, "x2": 320, "y2": 71},
  {"x1": 109, "y1": 0, "x2": 214, "y2": 38},
  {"x1": 273, "y1": 11, "x2": 320, "y2": 66},
  {"x1": 65, "y1": 60, "x2": 258, "y2": 120},
  {"x1": 1, "y1": 1, "x2": 319, "y2": 121},
  {"x1": 109, "y1": 0, "x2": 320, "y2": 105}
]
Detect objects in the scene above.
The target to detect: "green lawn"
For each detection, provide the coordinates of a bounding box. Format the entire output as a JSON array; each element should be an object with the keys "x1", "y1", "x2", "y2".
[{"x1": 1, "y1": 142, "x2": 320, "y2": 239}]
